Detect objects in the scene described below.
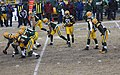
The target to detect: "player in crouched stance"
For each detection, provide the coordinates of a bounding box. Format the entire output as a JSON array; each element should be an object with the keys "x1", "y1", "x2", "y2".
[
  {"x1": 92, "y1": 18, "x2": 110, "y2": 54},
  {"x1": 3, "y1": 32, "x2": 19, "y2": 55},
  {"x1": 19, "y1": 26, "x2": 41, "y2": 50},
  {"x1": 62, "y1": 10, "x2": 75, "y2": 47},
  {"x1": 14, "y1": 33, "x2": 40, "y2": 59},
  {"x1": 43, "y1": 18, "x2": 68, "y2": 45}
]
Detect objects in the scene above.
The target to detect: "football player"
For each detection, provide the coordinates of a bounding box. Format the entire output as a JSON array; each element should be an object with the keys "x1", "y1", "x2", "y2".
[
  {"x1": 19, "y1": 26, "x2": 41, "y2": 49},
  {"x1": 14, "y1": 33, "x2": 40, "y2": 58},
  {"x1": 84, "y1": 11, "x2": 99, "y2": 50},
  {"x1": 62, "y1": 10, "x2": 75, "y2": 47},
  {"x1": 3, "y1": 32, "x2": 19, "y2": 55},
  {"x1": 29, "y1": 11, "x2": 48, "y2": 31},
  {"x1": 43, "y1": 18, "x2": 68, "y2": 45},
  {"x1": 92, "y1": 18, "x2": 110, "y2": 53}
]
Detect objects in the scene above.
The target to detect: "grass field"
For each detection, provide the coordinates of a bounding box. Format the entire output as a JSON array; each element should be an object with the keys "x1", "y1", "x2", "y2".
[{"x1": 0, "y1": 20, "x2": 120, "y2": 75}]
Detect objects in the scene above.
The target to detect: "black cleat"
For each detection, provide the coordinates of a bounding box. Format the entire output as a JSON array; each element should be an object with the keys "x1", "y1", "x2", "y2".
[
  {"x1": 3, "y1": 50, "x2": 7, "y2": 54},
  {"x1": 15, "y1": 51, "x2": 19, "y2": 55},
  {"x1": 12, "y1": 54, "x2": 15, "y2": 57},
  {"x1": 28, "y1": 51, "x2": 33, "y2": 57},
  {"x1": 48, "y1": 43, "x2": 53, "y2": 46},
  {"x1": 94, "y1": 45, "x2": 99, "y2": 49},
  {"x1": 99, "y1": 49, "x2": 107, "y2": 54},
  {"x1": 66, "y1": 41, "x2": 69, "y2": 44},
  {"x1": 21, "y1": 55, "x2": 26, "y2": 58},
  {"x1": 36, "y1": 44, "x2": 41, "y2": 48},
  {"x1": 36, "y1": 55, "x2": 40, "y2": 59},
  {"x1": 83, "y1": 46, "x2": 89, "y2": 50},
  {"x1": 68, "y1": 43, "x2": 71, "y2": 47}
]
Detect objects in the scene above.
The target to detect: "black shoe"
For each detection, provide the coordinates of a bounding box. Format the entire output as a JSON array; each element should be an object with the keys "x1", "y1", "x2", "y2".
[
  {"x1": 83, "y1": 46, "x2": 89, "y2": 50},
  {"x1": 68, "y1": 43, "x2": 71, "y2": 47},
  {"x1": 99, "y1": 48, "x2": 107, "y2": 54},
  {"x1": 28, "y1": 51, "x2": 33, "y2": 57},
  {"x1": 12, "y1": 54, "x2": 15, "y2": 57},
  {"x1": 15, "y1": 50, "x2": 19, "y2": 55},
  {"x1": 36, "y1": 55, "x2": 40, "y2": 59},
  {"x1": 48, "y1": 43, "x2": 53, "y2": 46},
  {"x1": 3, "y1": 50, "x2": 7, "y2": 54},
  {"x1": 36, "y1": 44, "x2": 41, "y2": 47},
  {"x1": 21, "y1": 55, "x2": 26, "y2": 58},
  {"x1": 66, "y1": 41, "x2": 69, "y2": 44},
  {"x1": 94, "y1": 45, "x2": 99, "y2": 49}
]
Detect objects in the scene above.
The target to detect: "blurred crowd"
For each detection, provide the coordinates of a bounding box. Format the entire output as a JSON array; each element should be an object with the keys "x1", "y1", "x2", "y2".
[{"x1": 0, "y1": 0, "x2": 119, "y2": 27}]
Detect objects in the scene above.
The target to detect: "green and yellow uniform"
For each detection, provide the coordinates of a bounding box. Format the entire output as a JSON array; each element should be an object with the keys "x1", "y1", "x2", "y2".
[
  {"x1": 0, "y1": 4, "x2": 8, "y2": 27},
  {"x1": 35, "y1": 20, "x2": 47, "y2": 31},
  {"x1": 63, "y1": 14, "x2": 75, "y2": 47},
  {"x1": 92, "y1": 18, "x2": 109, "y2": 53},
  {"x1": 3, "y1": 33, "x2": 19, "y2": 55},
  {"x1": 84, "y1": 17, "x2": 99, "y2": 50},
  {"x1": 47, "y1": 22, "x2": 67, "y2": 45},
  {"x1": 17, "y1": 35, "x2": 34, "y2": 55}
]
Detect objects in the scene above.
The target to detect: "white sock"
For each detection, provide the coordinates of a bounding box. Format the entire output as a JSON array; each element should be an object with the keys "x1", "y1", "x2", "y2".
[
  {"x1": 33, "y1": 44, "x2": 37, "y2": 49},
  {"x1": 21, "y1": 51, "x2": 25, "y2": 56},
  {"x1": 36, "y1": 42, "x2": 40, "y2": 45},
  {"x1": 32, "y1": 52, "x2": 38, "y2": 56}
]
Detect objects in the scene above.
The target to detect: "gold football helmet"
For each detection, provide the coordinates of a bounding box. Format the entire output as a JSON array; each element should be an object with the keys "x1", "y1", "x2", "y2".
[
  {"x1": 3, "y1": 32, "x2": 9, "y2": 38},
  {"x1": 43, "y1": 18, "x2": 49, "y2": 23},
  {"x1": 86, "y1": 11, "x2": 92, "y2": 17},
  {"x1": 92, "y1": 18, "x2": 98, "y2": 24},
  {"x1": 65, "y1": 10, "x2": 70, "y2": 15},
  {"x1": 18, "y1": 29, "x2": 24, "y2": 35}
]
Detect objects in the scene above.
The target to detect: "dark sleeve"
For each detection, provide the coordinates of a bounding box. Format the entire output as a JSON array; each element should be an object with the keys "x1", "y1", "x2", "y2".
[
  {"x1": 41, "y1": 28, "x2": 47, "y2": 31},
  {"x1": 98, "y1": 25, "x2": 105, "y2": 35}
]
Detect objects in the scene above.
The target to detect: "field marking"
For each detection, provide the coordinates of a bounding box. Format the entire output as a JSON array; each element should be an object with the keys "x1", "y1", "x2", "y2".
[
  {"x1": 114, "y1": 22, "x2": 120, "y2": 29},
  {"x1": 33, "y1": 36, "x2": 49, "y2": 75},
  {"x1": 75, "y1": 20, "x2": 120, "y2": 25}
]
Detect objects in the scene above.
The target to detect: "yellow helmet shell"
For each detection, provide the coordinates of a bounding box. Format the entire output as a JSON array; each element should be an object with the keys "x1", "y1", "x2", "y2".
[
  {"x1": 9, "y1": 34, "x2": 14, "y2": 39},
  {"x1": 1, "y1": 1, "x2": 4, "y2": 4},
  {"x1": 3, "y1": 32, "x2": 9, "y2": 38},
  {"x1": 14, "y1": 33, "x2": 19, "y2": 39},
  {"x1": 86, "y1": 11, "x2": 92, "y2": 17},
  {"x1": 65, "y1": 10, "x2": 70, "y2": 15},
  {"x1": 43, "y1": 18, "x2": 48, "y2": 23},
  {"x1": 18, "y1": 29, "x2": 24, "y2": 35},
  {"x1": 92, "y1": 18, "x2": 98, "y2": 24}
]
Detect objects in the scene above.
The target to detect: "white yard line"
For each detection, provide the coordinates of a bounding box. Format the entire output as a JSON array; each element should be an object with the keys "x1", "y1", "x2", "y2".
[
  {"x1": 114, "y1": 21, "x2": 120, "y2": 29},
  {"x1": 33, "y1": 36, "x2": 49, "y2": 75}
]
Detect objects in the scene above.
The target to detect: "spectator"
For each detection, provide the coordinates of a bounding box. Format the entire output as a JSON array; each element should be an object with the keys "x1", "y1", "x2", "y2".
[
  {"x1": 56, "y1": 0, "x2": 64, "y2": 24},
  {"x1": 76, "y1": 0, "x2": 84, "y2": 20},
  {"x1": 23, "y1": 2, "x2": 31, "y2": 27},
  {"x1": 108, "y1": 0, "x2": 118, "y2": 20},
  {"x1": 35, "y1": 1, "x2": 43, "y2": 20},
  {"x1": 95, "y1": 0, "x2": 104, "y2": 21},
  {"x1": 7, "y1": 4, "x2": 14, "y2": 27},
  {"x1": 44, "y1": 1, "x2": 53, "y2": 21},
  {"x1": 85, "y1": 0, "x2": 93, "y2": 12},
  {"x1": 0, "y1": 2, "x2": 8, "y2": 27},
  {"x1": 15, "y1": 2, "x2": 23, "y2": 28},
  {"x1": 69, "y1": 2, "x2": 76, "y2": 19},
  {"x1": 18, "y1": 9, "x2": 27, "y2": 27}
]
